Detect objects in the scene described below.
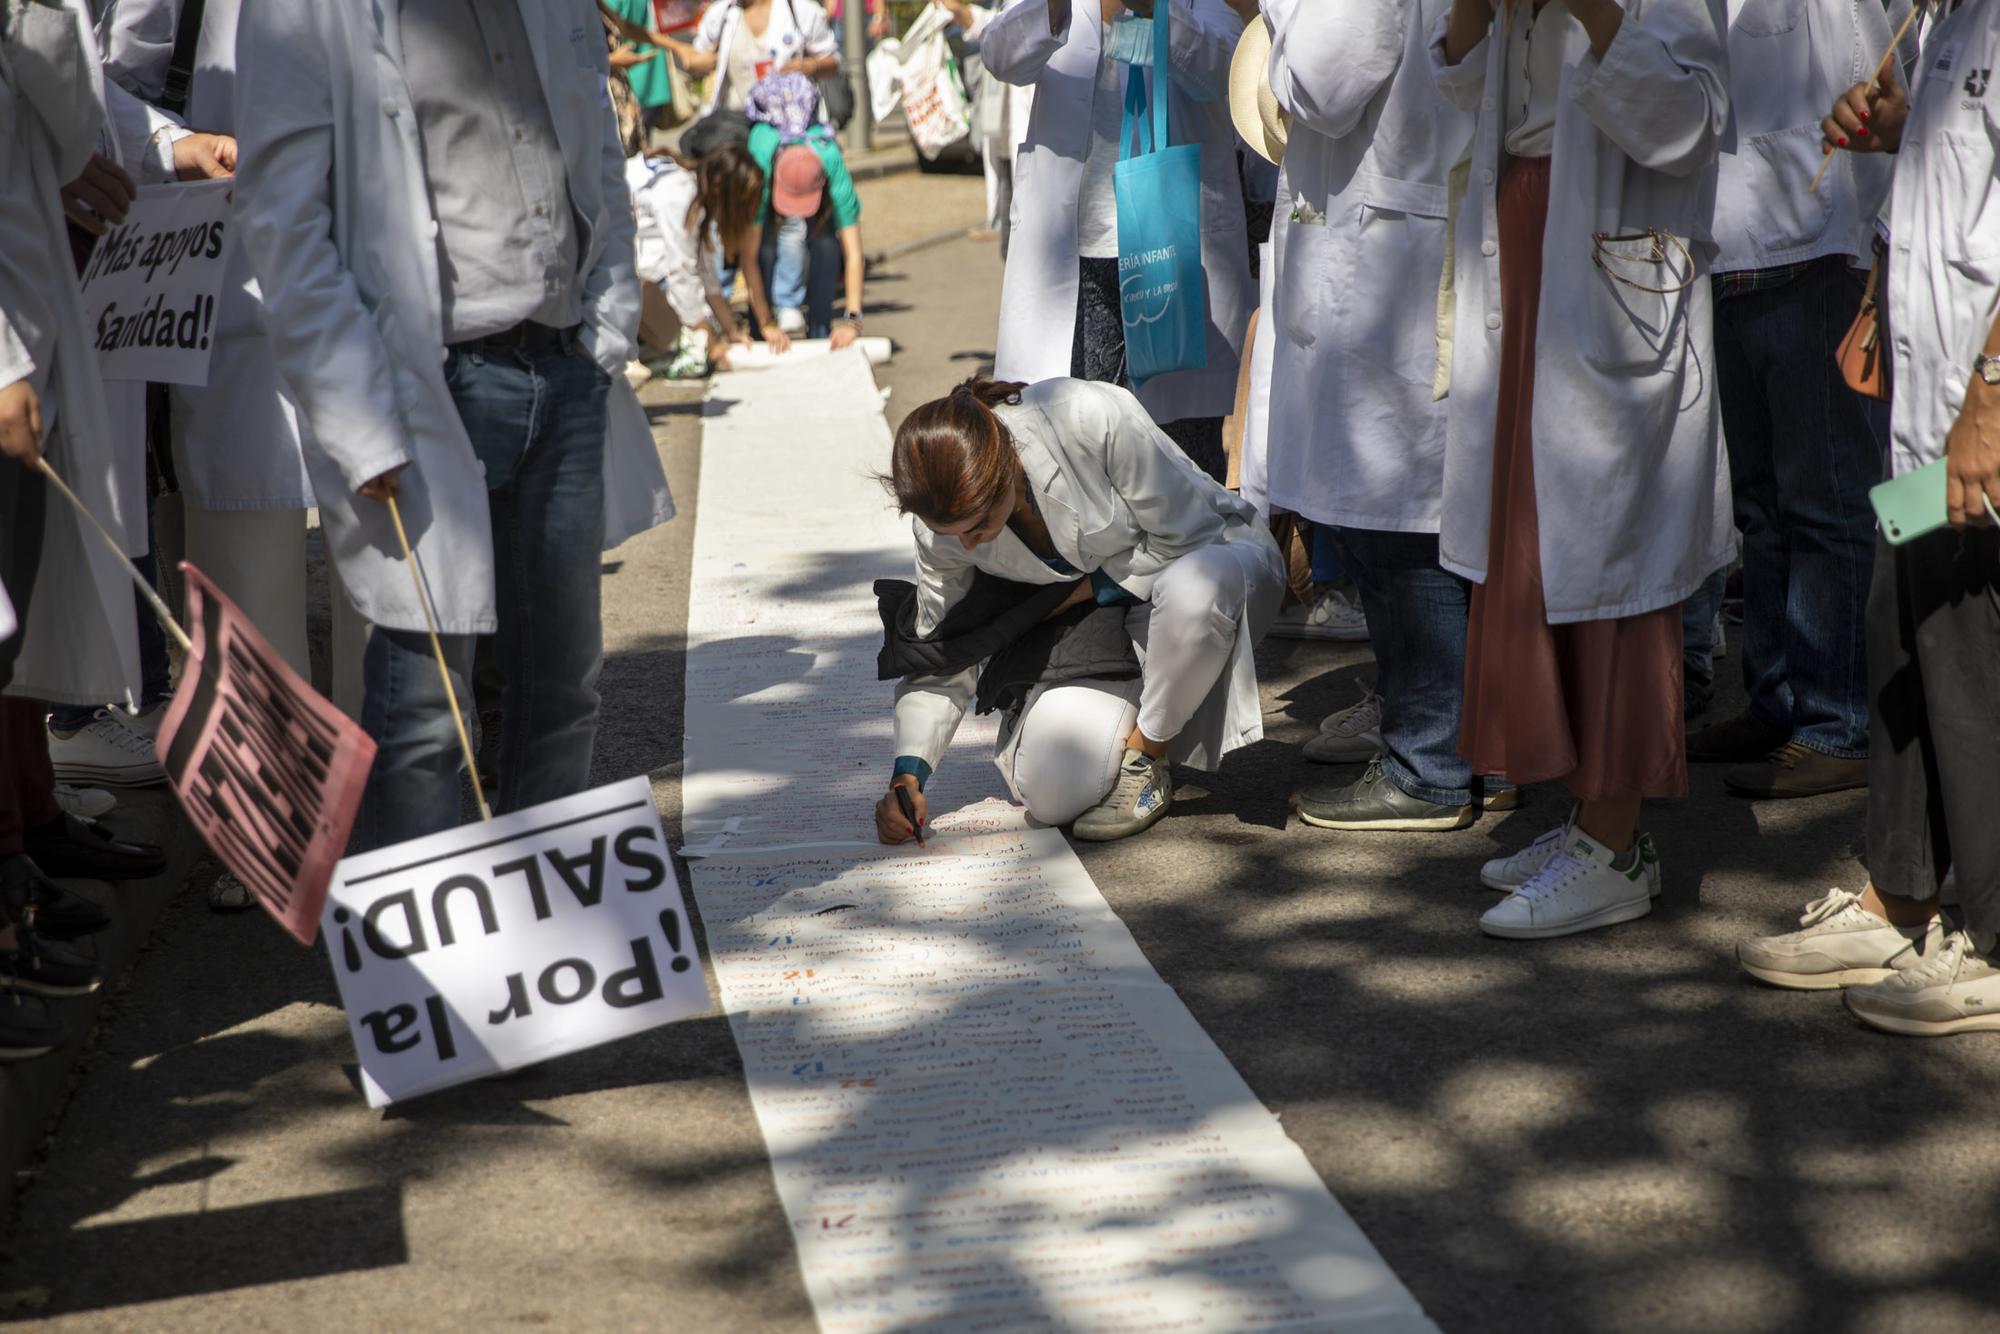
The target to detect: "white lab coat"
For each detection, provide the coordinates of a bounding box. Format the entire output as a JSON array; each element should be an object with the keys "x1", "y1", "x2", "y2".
[
  {"x1": 981, "y1": 0, "x2": 1252, "y2": 425},
  {"x1": 0, "y1": 6, "x2": 141, "y2": 706},
  {"x1": 1431, "y1": 1, "x2": 1735, "y2": 623},
  {"x1": 104, "y1": 0, "x2": 314, "y2": 511},
  {"x1": 1263, "y1": 0, "x2": 1473, "y2": 533},
  {"x1": 1886, "y1": 0, "x2": 2000, "y2": 480},
  {"x1": 1710, "y1": 0, "x2": 1907, "y2": 273},
  {"x1": 694, "y1": 0, "x2": 839, "y2": 116},
  {"x1": 95, "y1": 76, "x2": 187, "y2": 556},
  {"x1": 892, "y1": 379, "x2": 1274, "y2": 776},
  {"x1": 233, "y1": 0, "x2": 673, "y2": 636},
  {"x1": 628, "y1": 154, "x2": 716, "y2": 326},
  {"x1": 961, "y1": 4, "x2": 1035, "y2": 159}
]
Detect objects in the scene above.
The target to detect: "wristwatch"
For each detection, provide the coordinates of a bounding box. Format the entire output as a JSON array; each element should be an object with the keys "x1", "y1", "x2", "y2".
[
  {"x1": 1976, "y1": 354, "x2": 2000, "y2": 386},
  {"x1": 842, "y1": 310, "x2": 864, "y2": 331}
]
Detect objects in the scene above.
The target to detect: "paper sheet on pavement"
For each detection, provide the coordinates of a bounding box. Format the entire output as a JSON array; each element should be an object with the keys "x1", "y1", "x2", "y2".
[{"x1": 683, "y1": 351, "x2": 1436, "y2": 1330}]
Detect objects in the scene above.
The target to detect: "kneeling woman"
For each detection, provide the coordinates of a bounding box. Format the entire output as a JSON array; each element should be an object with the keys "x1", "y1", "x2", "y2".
[{"x1": 874, "y1": 377, "x2": 1284, "y2": 844}]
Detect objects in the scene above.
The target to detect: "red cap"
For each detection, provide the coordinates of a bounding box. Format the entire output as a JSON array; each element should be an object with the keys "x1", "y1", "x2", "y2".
[{"x1": 772, "y1": 144, "x2": 827, "y2": 219}]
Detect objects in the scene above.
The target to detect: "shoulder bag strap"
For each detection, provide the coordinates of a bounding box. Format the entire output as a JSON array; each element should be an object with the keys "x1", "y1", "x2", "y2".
[
  {"x1": 160, "y1": 0, "x2": 207, "y2": 118},
  {"x1": 1151, "y1": 0, "x2": 1169, "y2": 150}
]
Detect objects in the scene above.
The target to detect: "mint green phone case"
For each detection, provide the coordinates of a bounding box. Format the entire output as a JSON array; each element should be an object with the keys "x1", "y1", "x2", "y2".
[{"x1": 1870, "y1": 459, "x2": 1950, "y2": 546}]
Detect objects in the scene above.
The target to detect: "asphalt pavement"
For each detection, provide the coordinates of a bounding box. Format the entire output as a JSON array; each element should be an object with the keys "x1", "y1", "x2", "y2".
[{"x1": 4, "y1": 211, "x2": 1999, "y2": 1333}]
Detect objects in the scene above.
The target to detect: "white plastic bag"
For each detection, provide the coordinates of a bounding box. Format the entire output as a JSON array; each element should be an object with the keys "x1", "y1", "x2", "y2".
[
  {"x1": 894, "y1": 5, "x2": 972, "y2": 159},
  {"x1": 866, "y1": 38, "x2": 906, "y2": 124}
]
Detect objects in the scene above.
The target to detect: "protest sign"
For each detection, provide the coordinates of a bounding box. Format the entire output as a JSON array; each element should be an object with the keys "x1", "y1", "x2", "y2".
[
  {"x1": 155, "y1": 564, "x2": 376, "y2": 946},
  {"x1": 78, "y1": 178, "x2": 233, "y2": 385},
  {"x1": 323, "y1": 777, "x2": 710, "y2": 1107}
]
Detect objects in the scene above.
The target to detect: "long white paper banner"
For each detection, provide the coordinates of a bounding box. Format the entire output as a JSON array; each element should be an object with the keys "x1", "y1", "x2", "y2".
[{"x1": 684, "y1": 352, "x2": 1435, "y2": 1331}]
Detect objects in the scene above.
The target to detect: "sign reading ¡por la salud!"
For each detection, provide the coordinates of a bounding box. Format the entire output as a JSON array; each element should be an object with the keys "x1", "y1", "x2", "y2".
[
  {"x1": 323, "y1": 777, "x2": 710, "y2": 1107},
  {"x1": 78, "y1": 178, "x2": 233, "y2": 386}
]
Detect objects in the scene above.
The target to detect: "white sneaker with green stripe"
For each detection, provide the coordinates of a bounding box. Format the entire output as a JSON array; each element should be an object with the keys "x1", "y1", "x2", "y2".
[{"x1": 1479, "y1": 829, "x2": 1658, "y2": 940}]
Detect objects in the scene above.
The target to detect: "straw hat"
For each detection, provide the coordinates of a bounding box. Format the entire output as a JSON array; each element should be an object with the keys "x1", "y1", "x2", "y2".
[{"x1": 1229, "y1": 16, "x2": 1288, "y2": 167}]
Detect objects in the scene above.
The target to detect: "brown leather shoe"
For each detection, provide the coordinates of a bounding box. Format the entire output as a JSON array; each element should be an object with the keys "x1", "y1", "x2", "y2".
[
  {"x1": 1687, "y1": 713, "x2": 1789, "y2": 763},
  {"x1": 1724, "y1": 741, "x2": 1868, "y2": 799}
]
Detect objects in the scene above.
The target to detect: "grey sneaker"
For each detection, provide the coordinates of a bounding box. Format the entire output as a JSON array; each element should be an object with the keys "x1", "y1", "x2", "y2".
[
  {"x1": 1294, "y1": 759, "x2": 1474, "y2": 831},
  {"x1": 1738, "y1": 889, "x2": 1946, "y2": 991},
  {"x1": 1302, "y1": 688, "x2": 1384, "y2": 764},
  {"x1": 1845, "y1": 931, "x2": 2000, "y2": 1036},
  {"x1": 1072, "y1": 749, "x2": 1172, "y2": 842}
]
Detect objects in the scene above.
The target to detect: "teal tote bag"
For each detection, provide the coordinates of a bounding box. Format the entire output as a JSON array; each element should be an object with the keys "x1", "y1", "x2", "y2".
[{"x1": 1112, "y1": 7, "x2": 1207, "y2": 385}]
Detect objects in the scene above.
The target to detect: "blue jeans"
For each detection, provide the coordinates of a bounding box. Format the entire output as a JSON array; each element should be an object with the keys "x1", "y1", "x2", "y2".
[
  {"x1": 758, "y1": 219, "x2": 844, "y2": 338},
  {"x1": 1308, "y1": 523, "x2": 1343, "y2": 585},
  {"x1": 1681, "y1": 566, "x2": 1728, "y2": 690},
  {"x1": 356, "y1": 341, "x2": 610, "y2": 852},
  {"x1": 771, "y1": 216, "x2": 807, "y2": 312},
  {"x1": 1330, "y1": 527, "x2": 1486, "y2": 808},
  {"x1": 1713, "y1": 258, "x2": 1884, "y2": 758}
]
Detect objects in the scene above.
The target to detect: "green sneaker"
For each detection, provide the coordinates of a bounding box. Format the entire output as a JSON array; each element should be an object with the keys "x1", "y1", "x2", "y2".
[
  {"x1": 1294, "y1": 759, "x2": 1475, "y2": 832},
  {"x1": 1072, "y1": 749, "x2": 1172, "y2": 842}
]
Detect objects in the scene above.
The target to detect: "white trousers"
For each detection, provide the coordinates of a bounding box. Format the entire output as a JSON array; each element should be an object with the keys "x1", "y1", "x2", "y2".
[
  {"x1": 183, "y1": 504, "x2": 369, "y2": 719},
  {"x1": 998, "y1": 537, "x2": 1282, "y2": 821},
  {"x1": 1002, "y1": 679, "x2": 1139, "y2": 826},
  {"x1": 1131, "y1": 537, "x2": 1278, "y2": 749},
  {"x1": 183, "y1": 504, "x2": 311, "y2": 675}
]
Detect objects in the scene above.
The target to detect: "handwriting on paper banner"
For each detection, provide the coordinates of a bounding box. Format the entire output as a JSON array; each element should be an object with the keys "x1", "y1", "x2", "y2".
[
  {"x1": 691, "y1": 832, "x2": 1431, "y2": 1331},
  {"x1": 77, "y1": 179, "x2": 233, "y2": 385},
  {"x1": 155, "y1": 563, "x2": 375, "y2": 946},
  {"x1": 680, "y1": 355, "x2": 1433, "y2": 1331},
  {"x1": 323, "y1": 777, "x2": 711, "y2": 1107}
]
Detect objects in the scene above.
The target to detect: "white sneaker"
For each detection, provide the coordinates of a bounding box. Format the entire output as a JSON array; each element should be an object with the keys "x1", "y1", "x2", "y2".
[
  {"x1": 1737, "y1": 889, "x2": 1947, "y2": 990},
  {"x1": 1845, "y1": 931, "x2": 2000, "y2": 1036},
  {"x1": 775, "y1": 306, "x2": 806, "y2": 335},
  {"x1": 1479, "y1": 824, "x2": 1568, "y2": 893},
  {"x1": 1267, "y1": 586, "x2": 1369, "y2": 643},
  {"x1": 1071, "y1": 748, "x2": 1173, "y2": 842},
  {"x1": 1302, "y1": 688, "x2": 1384, "y2": 763},
  {"x1": 48, "y1": 709, "x2": 165, "y2": 787},
  {"x1": 53, "y1": 784, "x2": 117, "y2": 820},
  {"x1": 1479, "y1": 830, "x2": 1657, "y2": 939}
]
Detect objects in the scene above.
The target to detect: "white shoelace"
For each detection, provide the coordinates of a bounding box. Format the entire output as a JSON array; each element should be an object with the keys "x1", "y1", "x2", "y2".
[
  {"x1": 1497, "y1": 826, "x2": 1565, "y2": 879},
  {"x1": 1512, "y1": 845, "x2": 1593, "y2": 904},
  {"x1": 86, "y1": 712, "x2": 157, "y2": 757},
  {"x1": 1892, "y1": 932, "x2": 1979, "y2": 988},
  {"x1": 1795, "y1": 888, "x2": 1865, "y2": 929},
  {"x1": 1329, "y1": 689, "x2": 1384, "y2": 737}
]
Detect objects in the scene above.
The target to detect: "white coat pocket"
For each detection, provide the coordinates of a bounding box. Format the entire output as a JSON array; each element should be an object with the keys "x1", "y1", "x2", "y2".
[
  {"x1": 1333, "y1": 205, "x2": 1449, "y2": 388},
  {"x1": 1941, "y1": 129, "x2": 2000, "y2": 271},
  {"x1": 1584, "y1": 231, "x2": 1693, "y2": 376},
  {"x1": 1272, "y1": 211, "x2": 1338, "y2": 351},
  {"x1": 1742, "y1": 127, "x2": 1835, "y2": 258},
  {"x1": 1733, "y1": 0, "x2": 1806, "y2": 38}
]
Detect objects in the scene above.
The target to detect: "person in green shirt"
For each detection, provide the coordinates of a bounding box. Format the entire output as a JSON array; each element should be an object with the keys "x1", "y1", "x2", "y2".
[
  {"x1": 606, "y1": 0, "x2": 675, "y2": 125},
  {"x1": 746, "y1": 122, "x2": 865, "y2": 345}
]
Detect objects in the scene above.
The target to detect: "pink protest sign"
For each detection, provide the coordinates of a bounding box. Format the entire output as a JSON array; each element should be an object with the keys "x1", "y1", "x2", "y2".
[{"x1": 155, "y1": 564, "x2": 376, "y2": 945}]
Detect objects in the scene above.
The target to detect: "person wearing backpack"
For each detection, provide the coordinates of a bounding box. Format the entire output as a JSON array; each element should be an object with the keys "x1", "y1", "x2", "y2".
[{"x1": 746, "y1": 111, "x2": 866, "y2": 343}]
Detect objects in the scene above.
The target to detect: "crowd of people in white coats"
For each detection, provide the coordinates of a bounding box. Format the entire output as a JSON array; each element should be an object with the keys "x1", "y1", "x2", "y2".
[
  {"x1": 866, "y1": 0, "x2": 2000, "y2": 1046},
  {"x1": 0, "y1": 0, "x2": 1997, "y2": 1071}
]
